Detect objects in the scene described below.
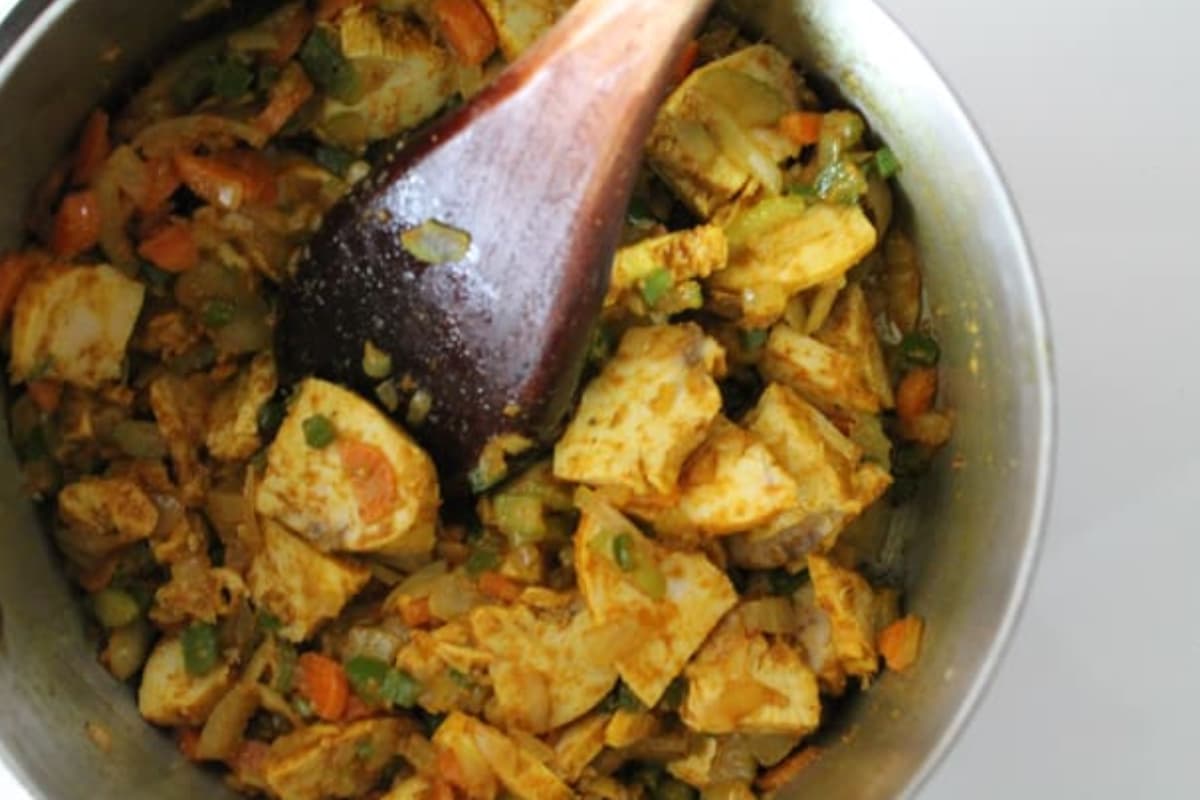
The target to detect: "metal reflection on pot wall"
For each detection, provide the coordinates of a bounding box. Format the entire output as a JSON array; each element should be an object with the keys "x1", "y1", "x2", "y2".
[{"x1": 0, "y1": 0, "x2": 1053, "y2": 798}]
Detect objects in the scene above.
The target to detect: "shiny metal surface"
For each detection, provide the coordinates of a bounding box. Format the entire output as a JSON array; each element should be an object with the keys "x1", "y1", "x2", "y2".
[{"x1": 0, "y1": 1, "x2": 1054, "y2": 798}]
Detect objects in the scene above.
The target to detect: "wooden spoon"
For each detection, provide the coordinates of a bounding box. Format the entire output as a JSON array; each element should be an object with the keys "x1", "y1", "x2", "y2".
[{"x1": 277, "y1": 0, "x2": 715, "y2": 494}]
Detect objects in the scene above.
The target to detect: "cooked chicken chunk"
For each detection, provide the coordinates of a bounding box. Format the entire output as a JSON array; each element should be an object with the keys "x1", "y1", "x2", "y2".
[
  {"x1": 574, "y1": 491, "x2": 737, "y2": 706},
  {"x1": 55, "y1": 477, "x2": 158, "y2": 563},
  {"x1": 681, "y1": 618, "x2": 820, "y2": 736},
  {"x1": 814, "y1": 284, "x2": 894, "y2": 409},
  {"x1": 262, "y1": 718, "x2": 414, "y2": 800},
  {"x1": 433, "y1": 711, "x2": 572, "y2": 800},
  {"x1": 808, "y1": 554, "x2": 878, "y2": 679},
  {"x1": 248, "y1": 519, "x2": 371, "y2": 642},
  {"x1": 553, "y1": 324, "x2": 725, "y2": 498},
  {"x1": 138, "y1": 637, "x2": 234, "y2": 726},
  {"x1": 709, "y1": 199, "x2": 878, "y2": 327},
  {"x1": 606, "y1": 225, "x2": 727, "y2": 310},
  {"x1": 762, "y1": 323, "x2": 883, "y2": 415},
  {"x1": 206, "y1": 352, "x2": 278, "y2": 462},
  {"x1": 255, "y1": 378, "x2": 439, "y2": 557},
  {"x1": 469, "y1": 598, "x2": 622, "y2": 733},
  {"x1": 318, "y1": 7, "x2": 457, "y2": 145}
]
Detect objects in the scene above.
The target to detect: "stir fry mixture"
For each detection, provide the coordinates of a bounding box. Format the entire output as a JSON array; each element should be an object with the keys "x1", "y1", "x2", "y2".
[{"x1": 1, "y1": 2, "x2": 954, "y2": 798}]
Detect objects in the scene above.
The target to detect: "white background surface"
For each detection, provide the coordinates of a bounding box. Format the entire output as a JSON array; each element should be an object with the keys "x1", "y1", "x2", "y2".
[{"x1": 1, "y1": 0, "x2": 1197, "y2": 798}]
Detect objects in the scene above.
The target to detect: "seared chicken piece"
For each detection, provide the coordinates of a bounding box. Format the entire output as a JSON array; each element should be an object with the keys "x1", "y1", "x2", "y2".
[
  {"x1": 262, "y1": 717, "x2": 415, "y2": 800},
  {"x1": 10, "y1": 264, "x2": 144, "y2": 388},
  {"x1": 248, "y1": 519, "x2": 371, "y2": 642},
  {"x1": 574, "y1": 491, "x2": 737, "y2": 707},
  {"x1": 553, "y1": 324, "x2": 725, "y2": 498},
  {"x1": 256, "y1": 378, "x2": 439, "y2": 557},
  {"x1": 808, "y1": 553, "x2": 879, "y2": 679},
  {"x1": 138, "y1": 637, "x2": 235, "y2": 726}
]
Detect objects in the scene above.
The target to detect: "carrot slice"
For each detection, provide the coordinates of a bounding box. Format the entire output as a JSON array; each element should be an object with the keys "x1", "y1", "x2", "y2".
[
  {"x1": 0, "y1": 252, "x2": 40, "y2": 326},
  {"x1": 878, "y1": 615, "x2": 924, "y2": 672},
  {"x1": 478, "y1": 571, "x2": 521, "y2": 603},
  {"x1": 296, "y1": 652, "x2": 350, "y2": 722},
  {"x1": 52, "y1": 190, "x2": 102, "y2": 259},
  {"x1": 673, "y1": 40, "x2": 700, "y2": 85},
  {"x1": 780, "y1": 111, "x2": 824, "y2": 146},
  {"x1": 756, "y1": 747, "x2": 822, "y2": 792},
  {"x1": 266, "y1": 4, "x2": 313, "y2": 66},
  {"x1": 73, "y1": 109, "x2": 111, "y2": 186},
  {"x1": 27, "y1": 380, "x2": 63, "y2": 414},
  {"x1": 138, "y1": 220, "x2": 199, "y2": 273},
  {"x1": 174, "y1": 152, "x2": 277, "y2": 210},
  {"x1": 338, "y1": 439, "x2": 397, "y2": 524},
  {"x1": 432, "y1": 0, "x2": 498, "y2": 67},
  {"x1": 254, "y1": 63, "x2": 315, "y2": 137},
  {"x1": 895, "y1": 367, "x2": 938, "y2": 424}
]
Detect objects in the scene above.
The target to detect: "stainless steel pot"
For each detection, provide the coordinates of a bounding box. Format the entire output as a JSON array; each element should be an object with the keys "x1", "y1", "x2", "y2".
[{"x1": 0, "y1": 0, "x2": 1055, "y2": 797}]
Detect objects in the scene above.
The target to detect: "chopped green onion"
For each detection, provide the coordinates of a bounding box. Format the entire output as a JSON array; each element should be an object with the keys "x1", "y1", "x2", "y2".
[
  {"x1": 448, "y1": 667, "x2": 472, "y2": 687},
  {"x1": 380, "y1": 667, "x2": 421, "y2": 708},
  {"x1": 91, "y1": 588, "x2": 141, "y2": 629},
  {"x1": 274, "y1": 641, "x2": 297, "y2": 693},
  {"x1": 900, "y1": 332, "x2": 941, "y2": 367},
  {"x1": 787, "y1": 183, "x2": 819, "y2": 199},
  {"x1": 874, "y1": 146, "x2": 902, "y2": 179},
  {"x1": 612, "y1": 533, "x2": 635, "y2": 571},
  {"x1": 639, "y1": 267, "x2": 673, "y2": 307},
  {"x1": 302, "y1": 414, "x2": 336, "y2": 449},
  {"x1": 315, "y1": 145, "x2": 356, "y2": 177},
  {"x1": 740, "y1": 328, "x2": 769, "y2": 351},
  {"x1": 767, "y1": 568, "x2": 807, "y2": 596},
  {"x1": 345, "y1": 655, "x2": 390, "y2": 698},
  {"x1": 201, "y1": 298, "x2": 236, "y2": 328},
  {"x1": 181, "y1": 622, "x2": 219, "y2": 676},
  {"x1": 257, "y1": 399, "x2": 286, "y2": 437},
  {"x1": 298, "y1": 27, "x2": 362, "y2": 103},
  {"x1": 465, "y1": 547, "x2": 501, "y2": 577},
  {"x1": 212, "y1": 59, "x2": 254, "y2": 100},
  {"x1": 815, "y1": 158, "x2": 868, "y2": 205},
  {"x1": 400, "y1": 219, "x2": 472, "y2": 265},
  {"x1": 257, "y1": 612, "x2": 282, "y2": 633},
  {"x1": 406, "y1": 389, "x2": 432, "y2": 427},
  {"x1": 362, "y1": 340, "x2": 393, "y2": 379}
]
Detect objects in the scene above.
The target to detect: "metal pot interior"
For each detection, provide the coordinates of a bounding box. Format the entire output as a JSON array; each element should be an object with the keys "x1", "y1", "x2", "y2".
[{"x1": 0, "y1": 1, "x2": 1054, "y2": 797}]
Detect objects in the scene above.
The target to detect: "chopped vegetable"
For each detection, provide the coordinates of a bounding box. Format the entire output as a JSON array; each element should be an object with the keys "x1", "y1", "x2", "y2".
[
  {"x1": 478, "y1": 570, "x2": 521, "y2": 602},
  {"x1": 640, "y1": 267, "x2": 673, "y2": 307},
  {"x1": 255, "y1": 62, "x2": 315, "y2": 136},
  {"x1": 465, "y1": 546, "x2": 501, "y2": 576},
  {"x1": 895, "y1": 367, "x2": 938, "y2": 424},
  {"x1": 212, "y1": 59, "x2": 254, "y2": 100},
  {"x1": 346, "y1": 655, "x2": 421, "y2": 709},
  {"x1": 138, "y1": 220, "x2": 198, "y2": 273},
  {"x1": 201, "y1": 298, "x2": 236, "y2": 328},
  {"x1": 0, "y1": 253, "x2": 38, "y2": 326},
  {"x1": 900, "y1": 332, "x2": 941, "y2": 367},
  {"x1": 779, "y1": 111, "x2": 823, "y2": 146},
  {"x1": 878, "y1": 615, "x2": 923, "y2": 671},
  {"x1": 874, "y1": 147, "x2": 902, "y2": 179},
  {"x1": 401, "y1": 219, "x2": 472, "y2": 265},
  {"x1": 299, "y1": 27, "x2": 361, "y2": 103},
  {"x1": 362, "y1": 340, "x2": 393, "y2": 379},
  {"x1": 612, "y1": 533, "x2": 635, "y2": 571},
  {"x1": 296, "y1": 652, "x2": 350, "y2": 721},
  {"x1": 181, "y1": 623, "x2": 219, "y2": 676},
  {"x1": 302, "y1": 413, "x2": 337, "y2": 448},
  {"x1": 432, "y1": 0, "x2": 499, "y2": 67},
  {"x1": 338, "y1": 438, "x2": 397, "y2": 524},
  {"x1": 739, "y1": 328, "x2": 769, "y2": 352},
  {"x1": 73, "y1": 109, "x2": 111, "y2": 185},
  {"x1": 52, "y1": 190, "x2": 102, "y2": 259},
  {"x1": 91, "y1": 587, "x2": 141, "y2": 629}
]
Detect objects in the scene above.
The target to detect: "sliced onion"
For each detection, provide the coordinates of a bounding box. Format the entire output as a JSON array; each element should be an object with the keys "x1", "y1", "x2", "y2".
[{"x1": 196, "y1": 682, "x2": 260, "y2": 761}]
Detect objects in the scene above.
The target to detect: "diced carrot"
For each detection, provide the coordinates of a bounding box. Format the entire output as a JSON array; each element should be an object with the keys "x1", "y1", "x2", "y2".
[
  {"x1": 27, "y1": 380, "x2": 63, "y2": 414},
  {"x1": 52, "y1": 190, "x2": 102, "y2": 259},
  {"x1": 432, "y1": 0, "x2": 499, "y2": 67},
  {"x1": 436, "y1": 747, "x2": 467, "y2": 790},
  {"x1": 755, "y1": 747, "x2": 822, "y2": 792},
  {"x1": 878, "y1": 615, "x2": 924, "y2": 672},
  {"x1": 265, "y1": 4, "x2": 314, "y2": 66},
  {"x1": 177, "y1": 727, "x2": 202, "y2": 761},
  {"x1": 780, "y1": 111, "x2": 824, "y2": 147},
  {"x1": 229, "y1": 739, "x2": 270, "y2": 780},
  {"x1": 255, "y1": 63, "x2": 315, "y2": 137},
  {"x1": 220, "y1": 150, "x2": 279, "y2": 205},
  {"x1": 174, "y1": 152, "x2": 276, "y2": 211},
  {"x1": 73, "y1": 109, "x2": 111, "y2": 186},
  {"x1": 316, "y1": 0, "x2": 371, "y2": 21},
  {"x1": 338, "y1": 439, "x2": 397, "y2": 525},
  {"x1": 342, "y1": 692, "x2": 375, "y2": 722},
  {"x1": 673, "y1": 40, "x2": 700, "y2": 85},
  {"x1": 895, "y1": 367, "x2": 938, "y2": 423},
  {"x1": 400, "y1": 596, "x2": 432, "y2": 629},
  {"x1": 138, "y1": 220, "x2": 199, "y2": 273},
  {"x1": 478, "y1": 571, "x2": 521, "y2": 603},
  {"x1": 296, "y1": 652, "x2": 350, "y2": 722},
  {"x1": 136, "y1": 158, "x2": 182, "y2": 214},
  {"x1": 0, "y1": 252, "x2": 40, "y2": 326}
]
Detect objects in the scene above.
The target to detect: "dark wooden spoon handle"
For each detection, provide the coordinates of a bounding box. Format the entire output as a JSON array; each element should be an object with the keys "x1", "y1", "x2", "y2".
[{"x1": 279, "y1": 0, "x2": 715, "y2": 495}]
